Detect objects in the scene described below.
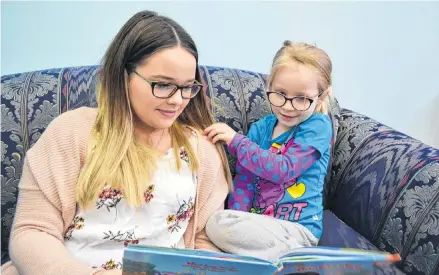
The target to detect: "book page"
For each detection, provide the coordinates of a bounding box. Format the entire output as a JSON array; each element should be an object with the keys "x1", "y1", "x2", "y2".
[
  {"x1": 276, "y1": 260, "x2": 378, "y2": 275},
  {"x1": 278, "y1": 246, "x2": 394, "y2": 261}
]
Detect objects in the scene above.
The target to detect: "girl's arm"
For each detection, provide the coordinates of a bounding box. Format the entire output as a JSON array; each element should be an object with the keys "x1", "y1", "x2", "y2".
[
  {"x1": 228, "y1": 115, "x2": 332, "y2": 183},
  {"x1": 228, "y1": 135, "x2": 319, "y2": 183},
  {"x1": 203, "y1": 115, "x2": 332, "y2": 184},
  {"x1": 226, "y1": 123, "x2": 260, "y2": 211}
]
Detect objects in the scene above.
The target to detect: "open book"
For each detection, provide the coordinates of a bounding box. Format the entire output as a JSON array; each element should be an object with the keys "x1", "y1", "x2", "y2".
[{"x1": 122, "y1": 245, "x2": 401, "y2": 275}]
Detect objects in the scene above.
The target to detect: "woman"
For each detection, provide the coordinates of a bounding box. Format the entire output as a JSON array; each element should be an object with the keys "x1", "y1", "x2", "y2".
[{"x1": 1, "y1": 10, "x2": 231, "y2": 275}]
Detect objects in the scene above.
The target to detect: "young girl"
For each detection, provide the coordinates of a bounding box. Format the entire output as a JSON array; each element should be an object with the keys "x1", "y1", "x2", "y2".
[{"x1": 204, "y1": 41, "x2": 333, "y2": 262}]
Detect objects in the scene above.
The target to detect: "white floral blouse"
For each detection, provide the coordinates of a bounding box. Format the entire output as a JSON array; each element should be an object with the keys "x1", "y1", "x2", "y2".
[{"x1": 64, "y1": 144, "x2": 197, "y2": 271}]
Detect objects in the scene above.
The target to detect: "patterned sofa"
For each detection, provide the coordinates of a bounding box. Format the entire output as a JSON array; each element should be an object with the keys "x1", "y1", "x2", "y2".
[{"x1": 1, "y1": 65, "x2": 438, "y2": 275}]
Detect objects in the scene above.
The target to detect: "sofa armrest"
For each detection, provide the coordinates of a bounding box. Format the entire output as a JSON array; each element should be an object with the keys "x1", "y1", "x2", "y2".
[{"x1": 329, "y1": 109, "x2": 439, "y2": 275}]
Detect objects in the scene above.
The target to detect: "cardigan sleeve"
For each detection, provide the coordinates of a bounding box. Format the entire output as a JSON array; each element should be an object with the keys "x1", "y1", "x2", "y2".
[{"x1": 8, "y1": 108, "x2": 100, "y2": 275}]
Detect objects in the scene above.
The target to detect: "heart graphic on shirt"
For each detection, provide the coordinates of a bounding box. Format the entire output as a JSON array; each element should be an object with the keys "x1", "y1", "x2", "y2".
[{"x1": 287, "y1": 182, "x2": 306, "y2": 199}]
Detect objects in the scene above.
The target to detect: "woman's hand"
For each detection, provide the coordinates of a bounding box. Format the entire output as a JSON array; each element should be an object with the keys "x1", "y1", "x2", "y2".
[{"x1": 204, "y1": 123, "x2": 237, "y2": 145}]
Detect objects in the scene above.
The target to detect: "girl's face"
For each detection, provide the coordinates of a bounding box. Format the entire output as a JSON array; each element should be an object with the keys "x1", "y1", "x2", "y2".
[
  {"x1": 268, "y1": 63, "x2": 321, "y2": 131},
  {"x1": 128, "y1": 46, "x2": 198, "y2": 133}
]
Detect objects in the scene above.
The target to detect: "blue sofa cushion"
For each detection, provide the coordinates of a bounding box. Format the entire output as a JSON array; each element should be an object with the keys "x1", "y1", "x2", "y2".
[
  {"x1": 320, "y1": 210, "x2": 406, "y2": 275},
  {"x1": 320, "y1": 210, "x2": 377, "y2": 250}
]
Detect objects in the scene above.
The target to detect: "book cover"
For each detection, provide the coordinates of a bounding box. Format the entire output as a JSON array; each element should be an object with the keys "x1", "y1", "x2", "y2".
[{"x1": 122, "y1": 245, "x2": 400, "y2": 275}]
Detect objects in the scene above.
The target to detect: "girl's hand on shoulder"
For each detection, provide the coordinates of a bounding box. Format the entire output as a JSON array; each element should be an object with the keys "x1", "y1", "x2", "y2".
[{"x1": 204, "y1": 123, "x2": 237, "y2": 145}]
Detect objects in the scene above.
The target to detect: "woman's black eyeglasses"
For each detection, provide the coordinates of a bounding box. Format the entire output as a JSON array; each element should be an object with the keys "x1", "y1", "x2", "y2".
[
  {"x1": 133, "y1": 71, "x2": 203, "y2": 99},
  {"x1": 266, "y1": 91, "x2": 323, "y2": 111}
]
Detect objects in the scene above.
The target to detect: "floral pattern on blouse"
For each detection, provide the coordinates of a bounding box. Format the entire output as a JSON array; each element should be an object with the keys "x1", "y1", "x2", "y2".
[
  {"x1": 100, "y1": 259, "x2": 122, "y2": 270},
  {"x1": 180, "y1": 148, "x2": 190, "y2": 164},
  {"x1": 64, "y1": 144, "x2": 197, "y2": 270},
  {"x1": 144, "y1": 184, "x2": 154, "y2": 203},
  {"x1": 103, "y1": 228, "x2": 141, "y2": 247},
  {"x1": 166, "y1": 197, "x2": 195, "y2": 233},
  {"x1": 96, "y1": 185, "x2": 123, "y2": 211},
  {"x1": 64, "y1": 216, "x2": 84, "y2": 240}
]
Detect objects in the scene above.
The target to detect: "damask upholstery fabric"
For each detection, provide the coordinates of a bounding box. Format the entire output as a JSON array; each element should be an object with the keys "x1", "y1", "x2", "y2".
[
  {"x1": 328, "y1": 109, "x2": 439, "y2": 275},
  {"x1": 1, "y1": 66, "x2": 438, "y2": 275}
]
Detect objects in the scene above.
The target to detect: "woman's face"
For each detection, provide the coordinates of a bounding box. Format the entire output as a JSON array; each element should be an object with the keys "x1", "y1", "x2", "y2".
[{"x1": 128, "y1": 46, "x2": 197, "y2": 132}]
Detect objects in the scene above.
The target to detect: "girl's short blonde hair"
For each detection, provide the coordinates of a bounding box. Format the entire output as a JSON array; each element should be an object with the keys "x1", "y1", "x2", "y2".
[{"x1": 268, "y1": 41, "x2": 332, "y2": 114}]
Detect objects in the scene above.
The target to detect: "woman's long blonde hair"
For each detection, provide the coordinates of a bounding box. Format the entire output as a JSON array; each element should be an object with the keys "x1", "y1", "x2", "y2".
[
  {"x1": 76, "y1": 11, "x2": 232, "y2": 209},
  {"x1": 268, "y1": 41, "x2": 332, "y2": 114}
]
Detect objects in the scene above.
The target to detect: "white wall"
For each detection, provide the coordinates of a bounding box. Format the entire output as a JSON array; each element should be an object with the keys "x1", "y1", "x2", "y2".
[{"x1": 2, "y1": 1, "x2": 439, "y2": 148}]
